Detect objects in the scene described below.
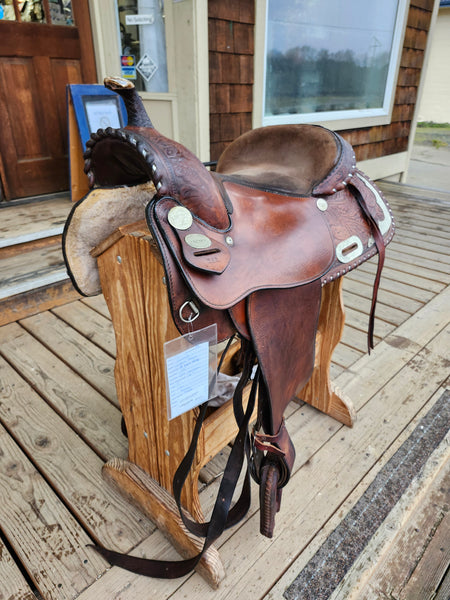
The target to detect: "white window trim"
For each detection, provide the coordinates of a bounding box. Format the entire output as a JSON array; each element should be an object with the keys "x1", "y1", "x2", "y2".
[{"x1": 253, "y1": 0, "x2": 410, "y2": 131}]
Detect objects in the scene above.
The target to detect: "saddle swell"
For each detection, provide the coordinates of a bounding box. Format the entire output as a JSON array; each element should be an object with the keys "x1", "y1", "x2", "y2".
[{"x1": 67, "y1": 78, "x2": 395, "y2": 576}]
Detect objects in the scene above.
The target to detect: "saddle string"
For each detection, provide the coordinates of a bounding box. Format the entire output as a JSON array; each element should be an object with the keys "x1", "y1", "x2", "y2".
[
  {"x1": 348, "y1": 183, "x2": 386, "y2": 353},
  {"x1": 88, "y1": 335, "x2": 262, "y2": 579}
]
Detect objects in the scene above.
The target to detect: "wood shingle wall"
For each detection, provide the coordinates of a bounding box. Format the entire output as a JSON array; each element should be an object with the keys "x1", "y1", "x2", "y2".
[
  {"x1": 208, "y1": 0, "x2": 255, "y2": 161},
  {"x1": 208, "y1": 0, "x2": 435, "y2": 163}
]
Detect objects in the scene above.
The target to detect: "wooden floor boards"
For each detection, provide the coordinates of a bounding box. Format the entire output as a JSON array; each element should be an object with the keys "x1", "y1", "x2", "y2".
[{"x1": 0, "y1": 185, "x2": 448, "y2": 599}]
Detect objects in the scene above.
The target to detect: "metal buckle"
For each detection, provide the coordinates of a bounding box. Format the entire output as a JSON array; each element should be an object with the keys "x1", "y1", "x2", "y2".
[{"x1": 179, "y1": 300, "x2": 200, "y2": 324}]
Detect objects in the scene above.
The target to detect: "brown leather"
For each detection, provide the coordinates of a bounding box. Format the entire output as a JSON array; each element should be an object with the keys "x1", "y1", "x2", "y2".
[
  {"x1": 259, "y1": 461, "x2": 280, "y2": 538},
  {"x1": 216, "y1": 124, "x2": 356, "y2": 196},
  {"x1": 148, "y1": 205, "x2": 235, "y2": 342},
  {"x1": 86, "y1": 127, "x2": 230, "y2": 230},
  {"x1": 75, "y1": 78, "x2": 395, "y2": 578},
  {"x1": 149, "y1": 190, "x2": 335, "y2": 310}
]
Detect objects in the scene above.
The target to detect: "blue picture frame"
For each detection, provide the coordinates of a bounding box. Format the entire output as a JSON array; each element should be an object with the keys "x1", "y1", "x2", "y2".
[{"x1": 67, "y1": 84, "x2": 128, "y2": 150}]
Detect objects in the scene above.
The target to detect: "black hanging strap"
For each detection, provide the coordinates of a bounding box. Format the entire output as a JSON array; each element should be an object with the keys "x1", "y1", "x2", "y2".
[{"x1": 88, "y1": 338, "x2": 258, "y2": 579}]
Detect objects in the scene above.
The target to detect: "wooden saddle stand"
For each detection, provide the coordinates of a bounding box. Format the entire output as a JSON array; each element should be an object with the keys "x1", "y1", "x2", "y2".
[{"x1": 63, "y1": 77, "x2": 395, "y2": 588}]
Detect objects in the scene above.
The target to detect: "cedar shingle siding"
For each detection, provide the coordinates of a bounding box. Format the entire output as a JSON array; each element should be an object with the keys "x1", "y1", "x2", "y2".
[
  {"x1": 208, "y1": 0, "x2": 434, "y2": 163},
  {"x1": 208, "y1": 0, "x2": 255, "y2": 160}
]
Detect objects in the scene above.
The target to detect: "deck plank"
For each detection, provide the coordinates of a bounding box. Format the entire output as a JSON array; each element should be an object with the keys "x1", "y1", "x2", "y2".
[
  {"x1": 330, "y1": 337, "x2": 364, "y2": 369},
  {"x1": 390, "y1": 219, "x2": 450, "y2": 241},
  {"x1": 358, "y1": 260, "x2": 447, "y2": 294},
  {"x1": 342, "y1": 289, "x2": 410, "y2": 327},
  {"x1": 393, "y1": 228, "x2": 450, "y2": 251},
  {"x1": 0, "y1": 186, "x2": 448, "y2": 598},
  {"x1": 389, "y1": 239, "x2": 450, "y2": 266},
  {"x1": 348, "y1": 268, "x2": 435, "y2": 303},
  {"x1": 383, "y1": 246, "x2": 448, "y2": 281},
  {"x1": 80, "y1": 294, "x2": 112, "y2": 320},
  {"x1": 0, "y1": 323, "x2": 126, "y2": 460},
  {"x1": 0, "y1": 244, "x2": 68, "y2": 300},
  {"x1": 343, "y1": 277, "x2": 423, "y2": 314},
  {"x1": 435, "y1": 567, "x2": 450, "y2": 600},
  {"x1": 399, "y1": 508, "x2": 450, "y2": 600},
  {"x1": 381, "y1": 248, "x2": 450, "y2": 279},
  {"x1": 0, "y1": 538, "x2": 36, "y2": 600},
  {"x1": 0, "y1": 356, "x2": 154, "y2": 554},
  {"x1": 0, "y1": 423, "x2": 107, "y2": 600},
  {"x1": 340, "y1": 324, "x2": 373, "y2": 354},
  {"x1": 167, "y1": 332, "x2": 449, "y2": 600},
  {"x1": 335, "y1": 285, "x2": 450, "y2": 397},
  {"x1": 0, "y1": 197, "x2": 71, "y2": 247},
  {"x1": 334, "y1": 426, "x2": 449, "y2": 600},
  {"x1": 52, "y1": 302, "x2": 116, "y2": 357},
  {"x1": 271, "y1": 387, "x2": 450, "y2": 600},
  {"x1": 19, "y1": 311, "x2": 118, "y2": 407},
  {"x1": 344, "y1": 306, "x2": 395, "y2": 338},
  {"x1": 76, "y1": 288, "x2": 450, "y2": 600},
  {"x1": 390, "y1": 212, "x2": 450, "y2": 232}
]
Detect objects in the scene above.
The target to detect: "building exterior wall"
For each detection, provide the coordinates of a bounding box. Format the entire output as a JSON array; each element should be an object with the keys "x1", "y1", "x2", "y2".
[
  {"x1": 342, "y1": 0, "x2": 436, "y2": 162},
  {"x1": 208, "y1": 0, "x2": 437, "y2": 178},
  {"x1": 416, "y1": 6, "x2": 450, "y2": 123},
  {"x1": 208, "y1": 0, "x2": 255, "y2": 160}
]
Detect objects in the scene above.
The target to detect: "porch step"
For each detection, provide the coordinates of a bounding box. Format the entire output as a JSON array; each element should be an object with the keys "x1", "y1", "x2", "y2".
[
  {"x1": 0, "y1": 243, "x2": 68, "y2": 300},
  {"x1": 0, "y1": 193, "x2": 72, "y2": 249},
  {"x1": 0, "y1": 194, "x2": 79, "y2": 324},
  {"x1": 0, "y1": 241, "x2": 80, "y2": 326}
]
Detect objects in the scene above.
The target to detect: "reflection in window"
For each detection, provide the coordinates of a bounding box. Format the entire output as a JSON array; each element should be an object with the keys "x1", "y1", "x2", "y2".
[
  {"x1": 18, "y1": 0, "x2": 46, "y2": 22},
  {"x1": 0, "y1": 0, "x2": 74, "y2": 24},
  {"x1": 264, "y1": 0, "x2": 403, "y2": 124},
  {"x1": 0, "y1": 1, "x2": 17, "y2": 20},
  {"x1": 49, "y1": 0, "x2": 75, "y2": 26},
  {"x1": 116, "y1": 0, "x2": 168, "y2": 93}
]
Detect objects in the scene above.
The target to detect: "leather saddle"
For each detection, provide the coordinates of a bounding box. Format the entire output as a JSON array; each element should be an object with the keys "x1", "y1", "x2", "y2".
[{"x1": 63, "y1": 77, "x2": 394, "y2": 578}]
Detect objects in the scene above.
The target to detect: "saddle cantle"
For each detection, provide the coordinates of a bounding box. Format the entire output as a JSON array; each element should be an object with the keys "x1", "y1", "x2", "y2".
[{"x1": 63, "y1": 77, "x2": 394, "y2": 578}]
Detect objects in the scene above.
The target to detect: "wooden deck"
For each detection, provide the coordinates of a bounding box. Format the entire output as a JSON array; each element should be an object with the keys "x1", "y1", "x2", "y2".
[{"x1": 0, "y1": 182, "x2": 448, "y2": 600}]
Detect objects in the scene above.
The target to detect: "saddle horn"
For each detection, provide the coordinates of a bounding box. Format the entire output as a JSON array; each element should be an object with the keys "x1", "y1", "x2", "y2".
[{"x1": 104, "y1": 76, "x2": 154, "y2": 128}]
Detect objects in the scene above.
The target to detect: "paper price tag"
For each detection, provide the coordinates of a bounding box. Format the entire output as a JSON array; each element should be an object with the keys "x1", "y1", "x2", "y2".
[{"x1": 164, "y1": 324, "x2": 217, "y2": 420}]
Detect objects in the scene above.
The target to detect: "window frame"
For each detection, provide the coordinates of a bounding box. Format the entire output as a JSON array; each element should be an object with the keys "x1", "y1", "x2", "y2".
[{"x1": 253, "y1": 0, "x2": 409, "y2": 131}]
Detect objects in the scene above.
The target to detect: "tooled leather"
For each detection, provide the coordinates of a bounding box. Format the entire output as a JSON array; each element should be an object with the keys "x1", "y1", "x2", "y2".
[
  {"x1": 321, "y1": 172, "x2": 395, "y2": 285},
  {"x1": 86, "y1": 126, "x2": 231, "y2": 230},
  {"x1": 81, "y1": 81, "x2": 397, "y2": 571}
]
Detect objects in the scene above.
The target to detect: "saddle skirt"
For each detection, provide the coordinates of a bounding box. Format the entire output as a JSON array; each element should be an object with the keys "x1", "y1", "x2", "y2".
[{"x1": 63, "y1": 77, "x2": 395, "y2": 579}]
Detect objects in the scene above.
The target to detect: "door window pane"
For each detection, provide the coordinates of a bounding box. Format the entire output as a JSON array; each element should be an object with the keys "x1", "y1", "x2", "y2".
[
  {"x1": 18, "y1": 0, "x2": 46, "y2": 22},
  {"x1": 264, "y1": 0, "x2": 405, "y2": 125},
  {"x1": 116, "y1": 0, "x2": 168, "y2": 93},
  {"x1": 49, "y1": 0, "x2": 75, "y2": 26},
  {"x1": 0, "y1": 1, "x2": 17, "y2": 20}
]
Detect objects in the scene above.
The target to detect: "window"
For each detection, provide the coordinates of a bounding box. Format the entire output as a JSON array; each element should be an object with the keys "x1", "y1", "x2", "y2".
[
  {"x1": 0, "y1": 0, "x2": 74, "y2": 24},
  {"x1": 116, "y1": 0, "x2": 168, "y2": 93},
  {"x1": 261, "y1": 0, "x2": 408, "y2": 128}
]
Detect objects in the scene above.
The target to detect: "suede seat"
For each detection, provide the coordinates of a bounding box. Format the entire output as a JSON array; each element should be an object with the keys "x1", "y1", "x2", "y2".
[{"x1": 217, "y1": 124, "x2": 355, "y2": 197}]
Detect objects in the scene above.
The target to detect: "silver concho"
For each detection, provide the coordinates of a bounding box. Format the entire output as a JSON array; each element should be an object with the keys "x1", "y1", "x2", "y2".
[
  {"x1": 168, "y1": 206, "x2": 193, "y2": 230},
  {"x1": 316, "y1": 198, "x2": 328, "y2": 211},
  {"x1": 185, "y1": 233, "x2": 212, "y2": 249}
]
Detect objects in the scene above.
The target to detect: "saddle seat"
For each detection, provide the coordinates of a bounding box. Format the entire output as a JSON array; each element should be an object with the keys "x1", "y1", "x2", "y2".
[{"x1": 216, "y1": 123, "x2": 356, "y2": 197}]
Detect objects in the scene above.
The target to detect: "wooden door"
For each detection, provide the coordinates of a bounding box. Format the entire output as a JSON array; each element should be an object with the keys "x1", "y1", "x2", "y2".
[{"x1": 0, "y1": 0, "x2": 97, "y2": 200}]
